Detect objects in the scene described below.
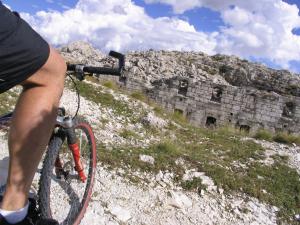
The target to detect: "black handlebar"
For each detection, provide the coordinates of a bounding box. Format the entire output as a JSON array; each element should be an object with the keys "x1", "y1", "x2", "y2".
[{"x1": 67, "y1": 50, "x2": 125, "y2": 78}]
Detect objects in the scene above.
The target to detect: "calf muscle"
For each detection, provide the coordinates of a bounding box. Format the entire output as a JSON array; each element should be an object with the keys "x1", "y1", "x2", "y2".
[{"x1": 1, "y1": 47, "x2": 66, "y2": 210}]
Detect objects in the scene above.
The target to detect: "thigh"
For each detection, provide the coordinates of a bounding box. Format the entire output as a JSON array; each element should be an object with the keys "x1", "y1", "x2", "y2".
[{"x1": 0, "y1": 4, "x2": 50, "y2": 93}]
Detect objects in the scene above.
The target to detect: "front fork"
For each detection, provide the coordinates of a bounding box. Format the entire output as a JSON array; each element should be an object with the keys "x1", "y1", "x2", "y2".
[
  {"x1": 54, "y1": 115, "x2": 87, "y2": 182},
  {"x1": 66, "y1": 127, "x2": 87, "y2": 182}
]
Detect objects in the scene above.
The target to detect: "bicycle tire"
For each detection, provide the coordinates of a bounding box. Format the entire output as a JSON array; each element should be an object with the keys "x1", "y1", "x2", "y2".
[{"x1": 38, "y1": 118, "x2": 97, "y2": 225}]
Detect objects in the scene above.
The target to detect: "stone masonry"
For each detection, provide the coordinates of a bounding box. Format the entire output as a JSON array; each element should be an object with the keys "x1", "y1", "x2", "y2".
[{"x1": 145, "y1": 76, "x2": 300, "y2": 134}]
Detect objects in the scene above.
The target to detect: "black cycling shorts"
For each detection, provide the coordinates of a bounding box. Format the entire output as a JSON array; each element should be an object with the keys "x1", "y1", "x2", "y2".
[{"x1": 0, "y1": 3, "x2": 50, "y2": 93}]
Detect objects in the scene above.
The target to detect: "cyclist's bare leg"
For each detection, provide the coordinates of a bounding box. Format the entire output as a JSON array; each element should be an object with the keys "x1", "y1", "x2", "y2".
[{"x1": 1, "y1": 47, "x2": 66, "y2": 211}]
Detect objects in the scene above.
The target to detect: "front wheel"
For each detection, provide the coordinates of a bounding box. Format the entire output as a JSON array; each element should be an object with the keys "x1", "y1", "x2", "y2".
[{"x1": 38, "y1": 118, "x2": 97, "y2": 225}]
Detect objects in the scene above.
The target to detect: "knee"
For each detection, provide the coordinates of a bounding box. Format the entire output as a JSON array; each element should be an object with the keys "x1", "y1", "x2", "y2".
[
  {"x1": 22, "y1": 47, "x2": 67, "y2": 90},
  {"x1": 49, "y1": 48, "x2": 67, "y2": 83}
]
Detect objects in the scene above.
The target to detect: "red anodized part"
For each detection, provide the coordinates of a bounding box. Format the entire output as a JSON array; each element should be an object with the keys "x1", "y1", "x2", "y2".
[{"x1": 69, "y1": 142, "x2": 87, "y2": 182}]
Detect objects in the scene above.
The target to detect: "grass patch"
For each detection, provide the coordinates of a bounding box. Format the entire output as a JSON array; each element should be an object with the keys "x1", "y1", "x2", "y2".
[
  {"x1": 181, "y1": 177, "x2": 206, "y2": 191},
  {"x1": 153, "y1": 105, "x2": 164, "y2": 116},
  {"x1": 253, "y1": 129, "x2": 300, "y2": 146},
  {"x1": 102, "y1": 80, "x2": 118, "y2": 90},
  {"x1": 131, "y1": 91, "x2": 147, "y2": 102},
  {"x1": 254, "y1": 129, "x2": 273, "y2": 141},
  {"x1": 248, "y1": 163, "x2": 300, "y2": 222},
  {"x1": 119, "y1": 129, "x2": 140, "y2": 139},
  {"x1": 171, "y1": 110, "x2": 188, "y2": 125},
  {"x1": 273, "y1": 132, "x2": 300, "y2": 145},
  {"x1": 98, "y1": 140, "x2": 184, "y2": 176},
  {"x1": 67, "y1": 79, "x2": 134, "y2": 118}
]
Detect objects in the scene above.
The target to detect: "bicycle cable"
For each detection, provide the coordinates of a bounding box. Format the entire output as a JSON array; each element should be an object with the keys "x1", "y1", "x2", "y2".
[{"x1": 67, "y1": 73, "x2": 80, "y2": 119}]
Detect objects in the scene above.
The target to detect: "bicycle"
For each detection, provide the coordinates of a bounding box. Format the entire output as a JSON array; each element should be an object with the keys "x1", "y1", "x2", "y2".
[{"x1": 0, "y1": 50, "x2": 125, "y2": 225}]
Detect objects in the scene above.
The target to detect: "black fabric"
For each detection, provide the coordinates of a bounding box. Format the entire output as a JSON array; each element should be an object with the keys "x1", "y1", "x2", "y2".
[{"x1": 0, "y1": 3, "x2": 50, "y2": 93}]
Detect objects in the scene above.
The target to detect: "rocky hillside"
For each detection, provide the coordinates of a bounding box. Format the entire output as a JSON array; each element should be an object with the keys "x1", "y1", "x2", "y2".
[
  {"x1": 60, "y1": 41, "x2": 300, "y2": 96},
  {"x1": 1, "y1": 82, "x2": 299, "y2": 225},
  {"x1": 0, "y1": 42, "x2": 300, "y2": 225}
]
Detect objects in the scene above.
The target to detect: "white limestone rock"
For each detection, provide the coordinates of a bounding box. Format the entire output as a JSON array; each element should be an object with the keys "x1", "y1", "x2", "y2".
[
  {"x1": 109, "y1": 205, "x2": 131, "y2": 223},
  {"x1": 139, "y1": 154, "x2": 155, "y2": 165},
  {"x1": 167, "y1": 191, "x2": 193, "y2": 209}
]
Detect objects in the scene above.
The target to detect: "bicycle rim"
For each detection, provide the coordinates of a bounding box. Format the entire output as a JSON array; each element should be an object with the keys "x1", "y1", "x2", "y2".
[{"x1": 39, "y1": 119, "x2": 97, "y2": 225}]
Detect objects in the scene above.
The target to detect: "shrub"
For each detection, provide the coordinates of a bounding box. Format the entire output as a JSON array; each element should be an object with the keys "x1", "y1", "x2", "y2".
[
  {"x1": 254, "y1": 129, "x2": 273, "y2": 141},
  {"x1": 171, "y1": 110, "x2": 188, "y2": 125},
  {"x1": 273, "y1": 132, "x2": 300, "y2": 145},
  {"x1": 102, "y1": 80, "x2": 118, "y2": 90},
  {"x1": 131, "y1": 91, "x2": 147, "y2": 102},
  {"x1": 181, "y1": 177, "x2": 206, "y2": 191}
]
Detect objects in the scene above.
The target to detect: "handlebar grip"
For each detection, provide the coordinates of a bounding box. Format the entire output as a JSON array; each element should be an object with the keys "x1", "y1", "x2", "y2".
[
  {"x1": 67, "y1": 64, "x2": 76, "y2": 71},
  {"x1": 109, "y1": 51, "x2": 123, "y2": 59},
  {"x1": 67, "y1": 51, "x2": 125, "y2": 79},
  {"x1": 109, "y1": 51, "x2": 125, "y2": 71},
  {"x1": 83, "y1": 66, "x2": 121, "y2": 76}
]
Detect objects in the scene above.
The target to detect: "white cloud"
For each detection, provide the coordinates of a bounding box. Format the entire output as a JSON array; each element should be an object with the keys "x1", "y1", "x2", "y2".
[
  {"x1": 145, "y1": 0, "x2": 300, "y2": 70},
  {"x1": 18, "y1": 0, "x2": 300, "y2": 70},
  {"x1": 21, "y1": 0, "x2": 217, "y2": 54}
]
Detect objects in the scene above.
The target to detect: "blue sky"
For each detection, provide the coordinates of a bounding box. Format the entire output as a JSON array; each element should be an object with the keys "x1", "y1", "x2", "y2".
[
  {"x1": 2, "y1": 0, "x2": 77, "y2": 12},
  {"x1": 2, "y1": 0, "x2": 225, "y2": 32},
  {"x1": 2, "y1": 0, "x2": 300, "y2": 73}
]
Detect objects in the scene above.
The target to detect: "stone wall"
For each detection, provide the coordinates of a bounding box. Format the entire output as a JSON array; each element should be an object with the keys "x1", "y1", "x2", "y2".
[
  {"x1": 96, "y1": 74, "x2": 300, "y2": 134},
  {"x1": 145, "y1": 76, "x2": 300, "y2": 134}
]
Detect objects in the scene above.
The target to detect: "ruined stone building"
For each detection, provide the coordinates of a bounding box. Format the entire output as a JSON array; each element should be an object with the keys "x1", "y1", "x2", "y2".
[{"x1": 145, "y1": 76, "x2": 300, "y2": 134}]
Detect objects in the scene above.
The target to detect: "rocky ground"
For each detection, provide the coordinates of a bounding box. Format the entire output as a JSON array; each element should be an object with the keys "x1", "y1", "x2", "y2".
[{"x1": 0, "y1": 82, "x2": 299, "y2": 225}]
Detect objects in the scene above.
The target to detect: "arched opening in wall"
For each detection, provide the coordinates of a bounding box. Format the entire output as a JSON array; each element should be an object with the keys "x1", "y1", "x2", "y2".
[
  {"x1": 211, "y1": 87, "x2": 223, "y2": 103},
  {"x1": 229, "y1": 113, "x2": 234, "y2": 123},
  {"x1": 282, "y1": 102, "x2": 295, "y2": 118},
  {"x1": 174, "y1": 108, "x2": 184, "y2": 115},
  {"x1": 178, "y1": 80, "x2": 188, "y2": 96},
  {"x1": 206, "y1": 117, "x2": 217, "y2": 128},
  {"x1": 186, "y1": 110, "x2": 193, "y2": 119},
  {"x1": 240, "y1": 125, "x2": 251, "y2": 133}
]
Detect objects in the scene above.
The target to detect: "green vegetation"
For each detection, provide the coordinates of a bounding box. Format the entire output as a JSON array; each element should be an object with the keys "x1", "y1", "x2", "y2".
[
  {"x1": 253, "y1": 129, "x2": 273, "y2": 141},
  {"x1": 68, "y1": 79, "x2": 134, "y2": 118},
  {"x1": 286, "y1": 84, "x2": 300, "y2": 96},
  {"x1": 102, "y1": 80, "x2": 118, "y2": 90},
  {"x1": 130, "y1": 91, "x2": 148, "y2": 102},
  {"x1": 211, "y1": 55, "x2": 224, "y2": 61},
  {"x1": 253, "y1": 129, "x2": 300, "y2": 145},
  {"x1": 181, "y1": 177, "x2": 206, "y2": 191},
  {"x1": 273, "y1": 132, "x2": 300, "y2": 145},
  {"x1": 153, "y1": 105, "x2": 164, "y2": 116},
  {"x1": 202, "y1": 65, "x2": 217, "y2": 75},
  {"x1": 171, "y1": 110, "x2": 188, "y2": 125},
  {"x1": 119, "y1": 129, "x2": 140, "y2": 139}
]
